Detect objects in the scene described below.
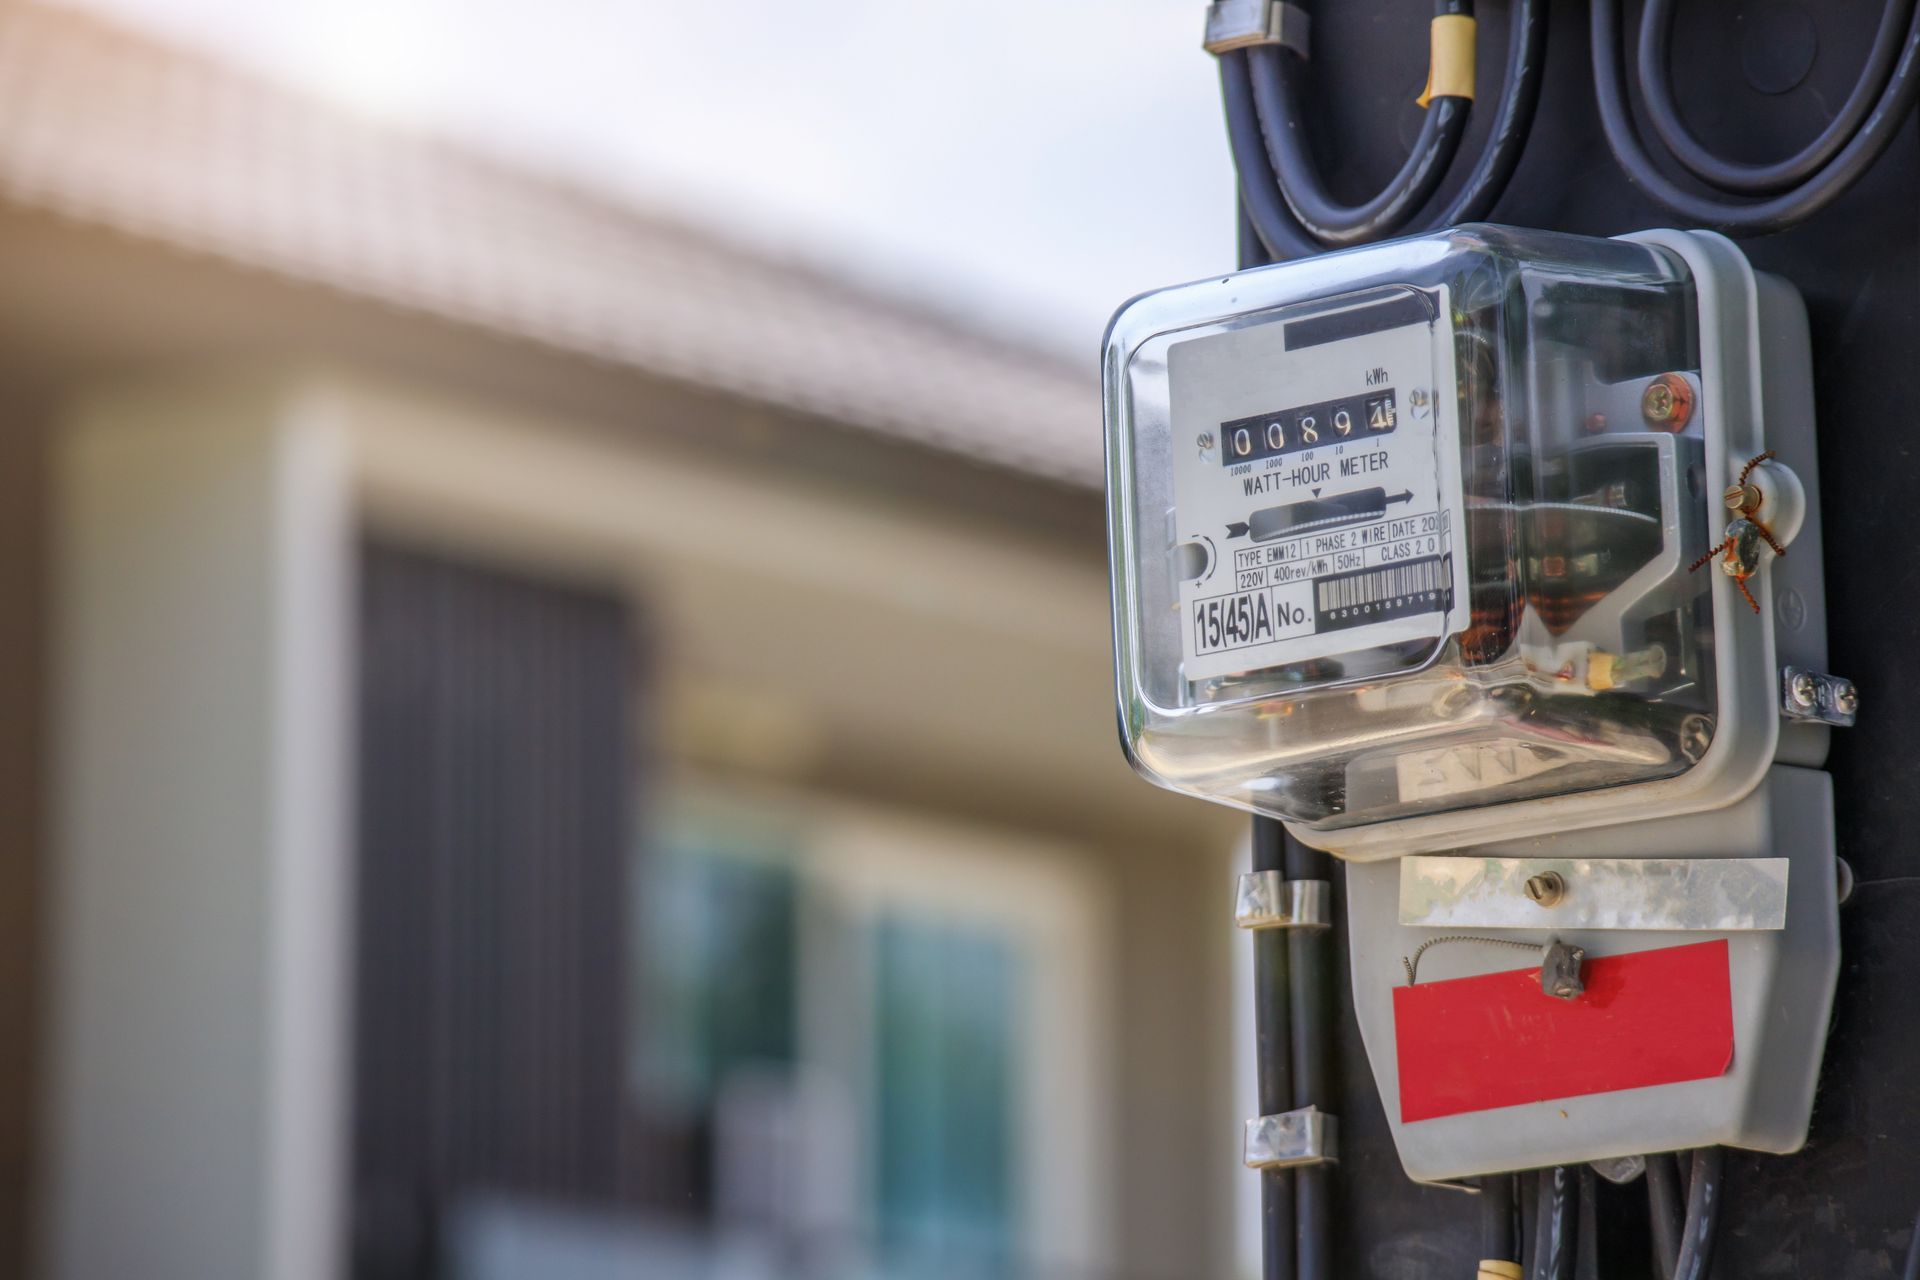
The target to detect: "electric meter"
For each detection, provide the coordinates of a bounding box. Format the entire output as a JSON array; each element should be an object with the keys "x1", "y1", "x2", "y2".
[
  {"x1": 1104, "y1": 225, "x2": 1830, "y2": 859},
  {"x1": 1106, "y1": 225, "x2": 1849, "y2": 1181}
]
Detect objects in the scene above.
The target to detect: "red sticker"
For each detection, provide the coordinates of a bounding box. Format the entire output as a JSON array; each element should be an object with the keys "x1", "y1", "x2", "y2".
[{"x1": 1393, "y1": 939, "x2": 1734, "y2": 1123}]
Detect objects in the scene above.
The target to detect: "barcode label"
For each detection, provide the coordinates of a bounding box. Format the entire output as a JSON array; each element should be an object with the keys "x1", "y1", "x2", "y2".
[{"x1": 1315, "y1": 555, "x2": 1451, "y2": 633}]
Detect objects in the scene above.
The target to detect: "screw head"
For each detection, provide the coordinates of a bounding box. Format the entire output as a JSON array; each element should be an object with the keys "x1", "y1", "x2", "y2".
[
  {"x1": 1789, "y1": 670, "x2": 1819, "y2": 708},
  {"x1": 1725, "y1": 482, "x2": 1762, "y2": 514},
  {"x1": 1679, "y1": 714, "x2": 1714, "y2": 762},
  {"x1": 1409, "y1": 389, "x2": 1430, "y2": 408},
  {"x1": 1197, "y1": 432, "x2": 1215, "y2": 451},
  {"x1": 1641, "y1": 374, "x2": 1695, "y2": 431},
  {"x1": 1835, "y1": 682, "x2": 1860, "y2": 715},
  {"x1": 1523, "y1": 871, "x2": 1566, "y2": 908}
]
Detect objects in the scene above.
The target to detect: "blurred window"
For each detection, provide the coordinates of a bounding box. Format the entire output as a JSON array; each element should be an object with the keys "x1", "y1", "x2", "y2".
[
  {"x1": 873, "y1": 916, "x2": 1020, "y2": 1276},
  {"x1": 633, "y1": 831, "x2": 799, "y2": 1111}
]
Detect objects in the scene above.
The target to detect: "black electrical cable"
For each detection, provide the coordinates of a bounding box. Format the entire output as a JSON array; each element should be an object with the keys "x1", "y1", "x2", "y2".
[
  {"x1": 1481, "y1": 1172, "x2": 1519, "y2": 1265},
  {"x1": 1227, "y1": 0, "x2": 1547, "y2": 261},
  {"x1": 1591, "y1": 0, "x2": 1920, "y2": 234},
  {"x1": 1252, "y1": 818, "x2": 1298, "y2": 1280},
  {"x1": 1283, "y1": 829, "x2": 1334, "y2": 1280},
  {"x1": 1637, "y1": 0, "x2": 1913, "y2": 195},
  {"x1": 1574, "y1": 1167, "x2": 1600, "y2": 1280},
  {"x1": 1646, "y1": 1153, "x2": 1685, "y2": 1280},
  {"x1": 1427, "y1": 0, "x2": 1547, "y2": 227},
  {"x1": 1903, "y1": 1205, "x2": 1920, "y2": 1280},
  {"x1": 1531, "y1": 1166, "x2": 1574, "y2": 1280},
  {"x1": 1246, "y1": 0, "x2": 1474, "y2": 247},
  {"x1": 1672, "y1": 1148, "x2": 1723, "y2": 1280},
  {"x1": 1223, "y1": 52, "x2": 1326, "y2": 262}
]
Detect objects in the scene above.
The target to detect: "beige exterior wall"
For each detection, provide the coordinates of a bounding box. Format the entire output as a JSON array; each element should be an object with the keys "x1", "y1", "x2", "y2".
[
  {"x1": 24, "y1": 358, "x2": 1244, "y2": 1278},
  {"x1": 339, "y1": 373, "x2": 1248, "y2": 1276}
]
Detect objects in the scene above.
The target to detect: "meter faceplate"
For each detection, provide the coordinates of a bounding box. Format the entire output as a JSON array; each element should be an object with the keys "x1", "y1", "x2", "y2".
[{"x1": 1106, "y1": 225, "x2": 1734, "y2": 848}]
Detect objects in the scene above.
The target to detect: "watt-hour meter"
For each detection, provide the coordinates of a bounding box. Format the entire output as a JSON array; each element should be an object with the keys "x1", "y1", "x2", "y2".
[{"x1": 1104, "y1": 225, "x2": 1849, "y2": 1181}]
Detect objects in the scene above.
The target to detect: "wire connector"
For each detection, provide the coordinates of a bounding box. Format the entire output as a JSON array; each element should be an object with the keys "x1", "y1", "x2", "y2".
[{"x1": 1204, "y1": 0, "x2": 1311, "y2": 58}]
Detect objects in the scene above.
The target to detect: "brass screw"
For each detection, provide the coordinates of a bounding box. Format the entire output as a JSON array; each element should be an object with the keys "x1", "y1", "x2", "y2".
[
  {"x1": 1641, "y1": 374, "x2": 1695, "y2": 431},
  {"x1": 1680, "y1": 714, "x2": 1713, "y2": 762},
  {"x1": 1789, "y1": 670, "x2": 1819, "y2": 709},
  {"x1": 1197, "y1": 432, "x2": 1215, "y2": 451},
  {"x1": 1835, "y1": 683, "x2": 1860, "y2": 716},
  {"x1": 1724, "y1": 482, "x2": 1762, "y2": 515},
  {"x1": 1524, "y1": 871, "x2": 1566, "y2": 908}
]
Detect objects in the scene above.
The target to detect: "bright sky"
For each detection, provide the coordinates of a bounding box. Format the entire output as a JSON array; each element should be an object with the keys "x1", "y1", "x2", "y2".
[{"x1": 58, "y1": 0, "x2": 1238, "y2": 357}]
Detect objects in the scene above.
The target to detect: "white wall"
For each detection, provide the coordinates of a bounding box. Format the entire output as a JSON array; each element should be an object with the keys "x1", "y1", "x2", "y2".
[{"x1": 42, "y1": 382, "x2": 352, "y2": 1280}]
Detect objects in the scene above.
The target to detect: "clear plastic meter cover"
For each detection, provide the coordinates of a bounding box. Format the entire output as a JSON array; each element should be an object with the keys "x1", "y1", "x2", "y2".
[{"x1": 1105, "y1": 225, "x2": 1720, "y2": 831}]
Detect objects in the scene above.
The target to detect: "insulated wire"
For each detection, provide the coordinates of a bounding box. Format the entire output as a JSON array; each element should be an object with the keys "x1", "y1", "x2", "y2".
[
  {"x1": 1248, "y1": 4, "x2": 1472, "y2": 246},
  {"x1": 1591, "y1": 0, "x2": 1920, "y2": 233},
  {"x1": 1636, "y1": 0, "x2": 1914, "y2": 195},
  {"x1": 1646, "y1": 1153, "x2": 1685, "y2": 1280},
  {"x1": 1672, "y1": 1148, "x2": 1724, "y2": 1280},
  {"x1": 1223, "y1": 51, "x2": 1326, "y2": 262},
  {"x1": 1481, "y1": 1172, "x2": 1519, "y2": 1265},
  {"x1": 1228, "y1": 0, "x2": 1547, "y2": 260},
  {"x1": 1575, "y1": 1167, "x2": 1600, "y2": 1280},
  {"x1": 1428, "y1": 0, "x2": 1548, "y2": 226},
  {"x1": 1530, "y1": 1166, "x2": 1573, "y2": 1280}
]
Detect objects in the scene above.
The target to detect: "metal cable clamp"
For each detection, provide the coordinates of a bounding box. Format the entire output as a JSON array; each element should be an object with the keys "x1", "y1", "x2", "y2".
[
  {"x1": 1204, "y1": 0, "x2": 1312, "y2": 58},
  {"x1": 1235, "y1": 870, "x2": 1330, "y2": 930},
  {"x1": 1244, "y1": 1106, "x2": 1338, "y2": 1169}
]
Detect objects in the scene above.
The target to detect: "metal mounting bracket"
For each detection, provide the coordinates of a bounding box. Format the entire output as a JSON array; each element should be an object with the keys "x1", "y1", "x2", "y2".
[
  {"x1": 1244, "y1": 1106, "x2": 1339, "y2": 1169},
  {"x1": 1398, "y1": 855, "x2": 1791, "y2": 932},
  {"x1": 1781, "y1": 666, "x2": 1858, "y2": 727},
  {"x1": 1235, "y1": 871, "x2": 1331, "y2": 930}
]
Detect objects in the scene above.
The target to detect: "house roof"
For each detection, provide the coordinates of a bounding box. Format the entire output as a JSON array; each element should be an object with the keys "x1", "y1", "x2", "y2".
[{"x1": 0, "y1": 2, "x2": 1104, "y2": 488}]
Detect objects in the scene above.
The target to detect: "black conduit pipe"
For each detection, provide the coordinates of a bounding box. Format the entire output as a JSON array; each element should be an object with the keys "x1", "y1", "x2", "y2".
[
  {"x1": 1252, "y1": 818, "x2": 1297, "y2": 1280},
  {"x1": 1281, "y1": 829, "x2": 1334, "y2": 1280}
]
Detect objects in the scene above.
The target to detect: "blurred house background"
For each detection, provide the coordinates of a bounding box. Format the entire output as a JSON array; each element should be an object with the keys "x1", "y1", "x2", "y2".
[{"x1": 0, "y1": 3, "x2": 1249, "y2": 1278}]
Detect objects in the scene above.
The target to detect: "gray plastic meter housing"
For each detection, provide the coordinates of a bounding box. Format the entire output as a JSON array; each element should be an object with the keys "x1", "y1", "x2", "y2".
[{"x1": 1103, "y1": 225, "x2": 1828, "y2": 861}]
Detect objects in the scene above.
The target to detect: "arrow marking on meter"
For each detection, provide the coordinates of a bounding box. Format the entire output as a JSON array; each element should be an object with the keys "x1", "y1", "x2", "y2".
[{"x1": 1241, "y1": 487, "x2": 1399, "y2": 541}]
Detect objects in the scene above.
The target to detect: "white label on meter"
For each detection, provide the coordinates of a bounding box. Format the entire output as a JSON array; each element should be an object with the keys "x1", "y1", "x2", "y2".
[{"x1": 1166, "y1": 287, "x2": 1468, "y2": 682}]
